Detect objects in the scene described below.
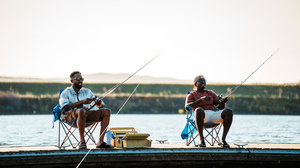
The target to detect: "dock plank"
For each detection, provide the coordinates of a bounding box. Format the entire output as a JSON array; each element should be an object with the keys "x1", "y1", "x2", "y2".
[
  {"x1": 1, "y1": 142, "x2": 300, "y2": 152},
  {"x1": 1, "y1": 143, "x2": 300, "y2": 168}
]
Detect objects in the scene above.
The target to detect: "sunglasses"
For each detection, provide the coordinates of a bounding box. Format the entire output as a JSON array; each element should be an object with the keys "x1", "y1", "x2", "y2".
[
  {"x1": 197, "y1": 78, "x2": 206, "y2": 83},
  {"x1": 72, "y1": 78, "x2": 84, "y2": 81}
]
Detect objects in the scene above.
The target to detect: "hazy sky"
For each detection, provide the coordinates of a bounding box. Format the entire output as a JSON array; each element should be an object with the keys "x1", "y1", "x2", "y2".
[{"x1": 0, "y1": 0, "x2": 299, "y2": 84}]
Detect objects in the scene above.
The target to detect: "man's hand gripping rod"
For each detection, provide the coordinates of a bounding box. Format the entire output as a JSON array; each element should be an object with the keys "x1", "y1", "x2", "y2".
[{"x1": 88, "y1": 52, "x2": 163, "y2": 110}]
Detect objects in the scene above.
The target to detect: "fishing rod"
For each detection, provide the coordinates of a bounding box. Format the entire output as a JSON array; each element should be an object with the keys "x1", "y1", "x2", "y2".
[
  {"x1": 226, "y1": 48, "x2": 279, "y2": 97},
  {"x1": 88, "y1": 52, "x2": 162, "y2": 110},
  {"x1": 216, "y1": 48, "x2": 279, "y2": 107}
]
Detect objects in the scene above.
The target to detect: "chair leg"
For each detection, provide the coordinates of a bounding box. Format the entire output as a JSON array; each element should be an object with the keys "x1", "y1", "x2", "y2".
[
  {"x1": 87, "y1": 122, "x2": 98, "y2": 144},
  {"x1": 204, "y1": 129, "x2": 214, "y2": 146},
  {"x1": 58, "y1": 121, "x2": 100, "y2": 149},
  {"x1": 186, "y1": 121, "x2": 223, "y2": 147},
  {"x1": 211, "y1": 124, "x2": 222, "y2": 146},
  {"x1": 189, "y1": 127, "x2": 198, "y2": 147},
  {"x1": 204, "y1": 124, "x2": 222, "y2": 146},
  {"x1": 62, "y1": 126, "x2": 78, "y2": 147},
  {"x1": 59, "y1": 121, "x2": 74, "y2": 148},
  {"x1": 187, "y1": 126, "x2": 194, "y2": 146},
  {"x1": 187, "y1": 124, "x2": 194, "y2": 146},
  {"x1": 215, "y1": 124, "x2": 222, "y2": 145},
  {"x1": 78, "y1": 122, "x2": 99, "y2": 147},
  {"x1": 60, "y1": 122, "x2": 79, "y2": 148},
  {"x1": 187, "y1": 123, "x2": 199, "y2": 147},
  {"x1": 55, "y1": 120, "x2": 72, "y2": 150},
  {"x1": 58, "y1": 120, "x2": 61, "y2": 147}
]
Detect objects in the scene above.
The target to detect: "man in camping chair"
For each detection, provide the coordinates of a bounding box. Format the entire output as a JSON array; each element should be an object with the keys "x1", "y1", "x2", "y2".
[
  {"x1": 59, "y1": 71, "x2": 113, "y2": 149},
  {"x1": 186, "y1": 75, "x2": 233, "y2": 148}
]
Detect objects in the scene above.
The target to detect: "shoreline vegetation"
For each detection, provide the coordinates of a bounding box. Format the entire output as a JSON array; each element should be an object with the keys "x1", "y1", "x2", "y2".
[{"x1": 0, "y1": 82, "x2": 299, "y2": 115}]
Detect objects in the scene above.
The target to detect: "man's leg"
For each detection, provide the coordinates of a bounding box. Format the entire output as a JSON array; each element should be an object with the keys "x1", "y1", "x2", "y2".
[
  {"x1": 221, "y1": 109, "x2": 233, "y2": 142},
  {"x1": 98, "y1": 109, "x2": 111, "y2": 145},
  {"x1": 195, "y1": 108, "x2": 205, "y2": 145},
  {"x1": 75, "y1": 108, "x2": 86, "y2": 143},
  {"x1": 85, "y1": 108, "x2": 112, "y2": 147}
]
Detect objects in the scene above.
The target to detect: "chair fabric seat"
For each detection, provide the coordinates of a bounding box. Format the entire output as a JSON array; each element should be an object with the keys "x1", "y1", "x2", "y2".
[
  {"x1": 64, "y1": 119, "x2": 95, "y2": 128},
  {"x1": 204, "y1": 122, "x2": 219, "y2": 128}
]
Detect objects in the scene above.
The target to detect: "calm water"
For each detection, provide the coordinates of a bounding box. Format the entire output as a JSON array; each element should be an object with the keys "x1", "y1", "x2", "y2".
[{"x1": 0, "y1": 114, "x2": 299, "y2": 146}]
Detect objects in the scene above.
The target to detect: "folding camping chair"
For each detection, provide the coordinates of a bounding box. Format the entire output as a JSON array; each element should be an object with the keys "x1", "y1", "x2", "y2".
[
  {"x1": 181, "y1": 105, "x2": 222, "y2": 147},
  {"x1": 181, "y1": 92, "x2": 223, "y2": 147},
  {"x1": 57, "y1": 119, "x2": 99, "y2": 149},
  {"x1": 53, "y1": 89, "x2": 100, "y2": 149}
]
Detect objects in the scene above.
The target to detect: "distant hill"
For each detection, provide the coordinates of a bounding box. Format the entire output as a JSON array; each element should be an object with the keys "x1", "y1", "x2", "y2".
[{"x1": 0, "y1": 73, "x2": 191, "y2": 84}]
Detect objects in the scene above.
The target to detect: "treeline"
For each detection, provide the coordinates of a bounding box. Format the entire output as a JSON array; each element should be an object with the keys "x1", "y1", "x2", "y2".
[
  {"x1": 0, "y1": 82, "x2": 299, "y2": 115},
  {"x1": 0, "y1": 95, "x2": 299, "y2": 115},
  {"x1": 1, "y1": 82, "x2": 299, "y2": 98}
]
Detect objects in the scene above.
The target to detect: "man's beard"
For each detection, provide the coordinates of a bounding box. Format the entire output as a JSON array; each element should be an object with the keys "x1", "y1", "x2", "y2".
[{"x1": 74, "y1": 83, "x2": 82, "y2": 90}]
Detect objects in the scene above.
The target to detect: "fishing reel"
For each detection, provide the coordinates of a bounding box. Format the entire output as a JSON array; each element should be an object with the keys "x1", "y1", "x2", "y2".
[
  {"x1": 218, "y1": 94, "x2": 223, "y2": 101},
  {"x1": 89, "y1": 96, "x2": 106, "y2": 109}
]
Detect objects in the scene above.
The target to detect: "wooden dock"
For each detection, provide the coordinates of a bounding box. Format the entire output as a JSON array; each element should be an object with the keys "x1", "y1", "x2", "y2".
[{"x1": 1, "y1": 143, "x2": 300, "y2": 168}]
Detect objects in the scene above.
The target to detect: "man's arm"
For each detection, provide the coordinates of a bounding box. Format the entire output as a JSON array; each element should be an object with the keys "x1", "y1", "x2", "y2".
[
  {"x1": 68, "y1": 98, "x2": 93, "y2": 109},
  {"x1": 186, "y1": 94, "x2": 212, "y2": 109}
]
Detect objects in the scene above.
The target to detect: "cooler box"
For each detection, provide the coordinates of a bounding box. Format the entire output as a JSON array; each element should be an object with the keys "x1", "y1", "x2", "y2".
[
  {"x1": 106, "y1": 127, "x2": 137, "y2": 146},
  {"x1": 122, "y1": 133, "x2": 152, "y2": 148},
  {"x1": 106, "y1": 127, "x2": 152, "y2": 148}
]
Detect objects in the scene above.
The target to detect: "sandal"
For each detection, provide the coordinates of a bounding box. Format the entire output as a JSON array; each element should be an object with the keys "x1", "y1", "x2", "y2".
[
  {"x1": 199, "y1": 140, "x2": 206, "y2": 147},
  {"x1": 222, "y1": 141, "x2": 230, "y2": 148},
  {"x1": 79, "y1": 141, "x2": 87, "y2": 150},
  {"x1": 96, "y1": 142, "x2": 114, "y2": 148}
]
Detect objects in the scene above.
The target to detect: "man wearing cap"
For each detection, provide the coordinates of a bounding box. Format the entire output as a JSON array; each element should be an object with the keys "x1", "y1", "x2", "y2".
[
  {"x1": 186, "y1": 75, "x2": 233, "y2": 148},
  {"x1": 59, "y1": 71, "x2": 113, "y2": 149}
]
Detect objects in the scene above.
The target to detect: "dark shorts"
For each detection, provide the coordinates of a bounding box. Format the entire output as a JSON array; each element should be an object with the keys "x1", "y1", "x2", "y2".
[
  {"x1": 84, "y1": 108, "x2": 105, "y2": 123},
  {"x1": 63, "y1": 107, "x2": 108, "y2": 123}
]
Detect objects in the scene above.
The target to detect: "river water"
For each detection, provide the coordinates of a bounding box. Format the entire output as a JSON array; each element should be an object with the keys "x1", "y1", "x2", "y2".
[{"x1": 0, "y1": 114, "x2": 299, "y2": 146}]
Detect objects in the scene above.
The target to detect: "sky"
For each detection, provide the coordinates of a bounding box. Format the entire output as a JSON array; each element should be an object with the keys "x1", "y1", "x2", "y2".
[{"x1": 0, "y1": 0, "x2": 299, "y2": 84}]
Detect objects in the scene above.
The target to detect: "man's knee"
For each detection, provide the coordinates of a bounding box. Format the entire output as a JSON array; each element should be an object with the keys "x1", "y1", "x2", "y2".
[
  {"x1": 77, "y1": 108, "x2": 86, "y2": 117},
  {"x1": 103, "y1": 108, "x2": 111, "y2": 117},
  {"x1": 195, "y1": 108, "x2": 205, "y2": 119},
  {"x1": 221, "y1": 109, "x2": 233, "y2": 119}
]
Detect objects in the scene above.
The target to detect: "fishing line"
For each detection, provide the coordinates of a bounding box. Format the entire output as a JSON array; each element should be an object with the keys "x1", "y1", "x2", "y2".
[
  {"x1": 115, "y1": 82, "x2": 142, "y2": 115},
  {"x1": 76, "y1": 149, "x2": 91, "y2": 168},
  {"x1": 216, "y1": 48, "x2": 279, "y2": 107},
  {"x1": 88, "y1": 52, "x2": 162, "y2": 110},
  {"x1": 76, "y1": 81, "x2": 142, "y2": 168}
]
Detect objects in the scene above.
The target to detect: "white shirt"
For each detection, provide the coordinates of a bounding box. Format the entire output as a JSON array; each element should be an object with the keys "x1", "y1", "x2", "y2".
[{"x1": 59, "y1": 86, "x2": 94, "y2": 109}]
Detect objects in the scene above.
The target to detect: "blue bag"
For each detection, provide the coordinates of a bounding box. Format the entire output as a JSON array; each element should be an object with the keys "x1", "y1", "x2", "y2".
[
  {"x1": 52, "y1": 89, "x2": 64, "y2": 123},
  {"x1": 53, "y1": 104, "x2": 62, "y2": 122}
]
